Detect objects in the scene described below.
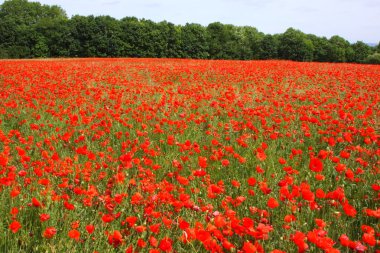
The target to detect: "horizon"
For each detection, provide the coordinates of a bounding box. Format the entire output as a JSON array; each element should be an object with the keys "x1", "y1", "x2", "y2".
[{"x1": 1, "y1": 0, "x2": 379, "y2": 44}]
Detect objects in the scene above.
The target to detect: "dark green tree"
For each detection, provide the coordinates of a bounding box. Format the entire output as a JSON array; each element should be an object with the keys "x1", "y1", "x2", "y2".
[
  {"x1": 119, "y1": 17, "x2": 140, "y2": 57},
  {"x1": 234, "y1": 26, "x2": 264, "y2": 59},
  {"x1": 34, "y1": 16, "x2": 71, "y2": 57},
  {"x1": 93, "y1": 16, "x2": 125, "y2": 57},
  {"x1": 207, "y1": 22, "x2": 241, "y2": 59},
  {"x1": 68, "y1": 15, "x2": 98, "y2": 57},
  {"x1": 259, "y1": 34, "x2": 279, "y2": 59},
  {"x1": 351, "y1": 41, "x2": 372, "y2": 63},
  {"x1": 120, "y1": 18, "x2": 166, "y2": 58},
  {"x1": 163, "y1": 22, "x2": 182, "y2": 58},
  {"x1": 0, "y1": 0, "x2": 67, "y2": 58},
  {"x1": 69, "y1": 15, "x2": 125, "y2": 57},
  {"x1": 278, "y1": 28, "x2": 314, "y2": 61},
  {"x1": 307, "y1": 35, "x2": 331, "y2": 62},
  {"x1": 138, "y1": 19, "x2": 164, "y2": 57},
  {"x1": 0, "y1": 0, "x2": 376, "y2": 63},
  {"x1": 328, "y1": 35, "x2": 354, "y2": 62},
  {"x1": 180, "y1": 23, "x2": 209, "y2": 59},
  {"x1": 364, "y1": 53, "x2": 380, "y2": 64}
]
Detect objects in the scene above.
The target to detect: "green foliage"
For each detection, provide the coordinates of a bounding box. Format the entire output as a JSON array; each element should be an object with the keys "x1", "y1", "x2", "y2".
[
  {"x1": 181, "y1": 23, "x2": 209, "y2": 59},
  {"x1": 307, "y1": 35, "x2": 330, "y2": 62},
  {"x1": 351, "y1": 41, "x2": 372, "y2": 63},
  {"x1": 234, "y1": 26, "x2": 264, "y2": 60},
  {"x1": 93, "y1": 16, "x2": 125, "y2": 57},
  {"x1": 259, "y1": 34, "x2": 278, "y2": 59},
  {"x1": 0, "y1": 0, "x2": 376, "y2": 63},
  {"x1": 0, "y1": 47, "x2": 9, "y2": 58},
  {"x1": 68, "y1": 15, "x2": 98, "y2": 57},
  {"x1": 278, "y1": 28, "x2": 314, "y2": 61},
  {"x1": 364, "y1": 53, "x2": 380, "y2": 64},
  {"x1": 119, "y1": 17, "x2": 170, "y2": 58},
  {"x1": 163, "y1": 21, "x2": 182, "y2": 58},
  {"x1": 0, "y1": 0, "x2": 67, "y2": 58},
  {"x1": 32, "y1": 37, "x2": 49, "y2": 57},
  {"x1": 207, "y1": 22, "x2": 232, "y2": 59},
  {"x1": 328, "y1": 35, "x2": 353, "y2": 62}
]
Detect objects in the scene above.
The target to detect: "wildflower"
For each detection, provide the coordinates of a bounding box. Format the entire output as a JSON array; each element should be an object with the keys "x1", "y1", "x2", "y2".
[
  {"x1": 68, "y1": 229, "x2": 80, "y2": 241},
  {"x1": 39, "y1": 213, "x2": 50, "y2": 222},
  {"x1": 9, "y1": 221, "x2": 21, "y2": 233},
  {"x1": 267, "y1": 197, "x2": 279, "y2": 209},
  {"x1": 108, "y1": 230, "x2": 123, "y2": 248},
  {"x1": 43, "y1": 227, "x2": 57, "y2": 239},
  {"x1": 309, "y1": 157, "x2": 323, "y2": 172},
  {"x1": 159, "y1": 237, "x2": 173, "y2": 252},
  {"x1": 86, "y1": 225, "x2": 95, "y2": 234}
]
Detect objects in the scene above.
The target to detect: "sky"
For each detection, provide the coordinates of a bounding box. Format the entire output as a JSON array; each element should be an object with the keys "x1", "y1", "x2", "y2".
[{"x1": 3, "y1": 0, "x2": 380, "y2": 43}]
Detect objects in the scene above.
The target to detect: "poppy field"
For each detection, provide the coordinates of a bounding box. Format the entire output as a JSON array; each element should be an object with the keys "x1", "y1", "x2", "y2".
[{"x1": 0, "y1": 58, "x2": 379, "y2": 252}]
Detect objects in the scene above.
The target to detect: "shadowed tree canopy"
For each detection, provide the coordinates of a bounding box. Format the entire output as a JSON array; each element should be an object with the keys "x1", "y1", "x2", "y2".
[
  {"x1": 352, "y1": 41, "x2": 372, "y2": 63},
  {"x1": 278, "y1": 28, "x2": 314, "y2": 62},
  {"x1": 0, "y1": 0, "x2": 67, "y2": 58},
  {"x1": 0, "y1": 0, "x2": 377, "y2": 63},
  {"x1": 180, "y1": 23, "x2": 209, "y2": 59}
]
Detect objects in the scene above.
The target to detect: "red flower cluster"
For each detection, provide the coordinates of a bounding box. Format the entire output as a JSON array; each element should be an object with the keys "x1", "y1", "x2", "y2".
[{"x1": 0, "y1": 59, "x2": 379, "y2": 252}]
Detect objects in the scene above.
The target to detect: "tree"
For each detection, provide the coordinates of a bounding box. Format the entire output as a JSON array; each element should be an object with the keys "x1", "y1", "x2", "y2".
[
  {"x1": 259, "y1": 34, "x2": 278, "y2": 59},
  {"x1": 35, "y1": 18, "x2": 72, "y2": 57},
  {"x1": 119, "y1": 17, "x2": 140, "y2": 57},
  {"x1": 328, "y1": 35, "x2": 354, "y2": 62},
  {"x1": 207, "y1": 22, "x2": 241, "y2": 59},
  {"x1": 222, "y1": 24, "x2": 242, "y2": 59},
  {"x1": 93, "y1": 16, "x2": 125, "y2": 57},
  {"x1": 120, "y1": 18, "x2": 166, "y2": 58},
  {"x1": 68, "y1": 15, "x2": 97, "y2": 57},
  {"x1": 278, "y1": 28, "x2": 314, "y2": 61},
  {"x1": 0, "y1": 0, "x2": 375, "y2": 62},
  {"x1": 180, "y1": 23, "x2": 209, "y2": 59},
  {"x1": 234, "y1": 26, "x2": 264, "y2": 60},
  {"x1": 32, "y1": 37, "x2": 49, "y2": 57},
  {"x1": 307, "y1": 35, "x2": 331, "y2": 62},
  {"x1": 0, "y1": 0, "x2": 67, "y2": 58},
  {"x1": 364, "y1": 53, "x2": 380, "y2": 64},
  {"x1": 68, "y1": 15, "x2": 125, "y2": 57},
  {"x1": 163, "y1": 22, "x2": 182, "y2": 58},
  {"x1": 351, "y1": 41, "x2": 372, "y2": 63}
]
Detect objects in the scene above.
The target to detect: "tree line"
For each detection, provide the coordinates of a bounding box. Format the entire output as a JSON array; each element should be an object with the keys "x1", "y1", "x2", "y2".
[{"x1": 1, "y1": 0, "x2": 380, "y2": 63}]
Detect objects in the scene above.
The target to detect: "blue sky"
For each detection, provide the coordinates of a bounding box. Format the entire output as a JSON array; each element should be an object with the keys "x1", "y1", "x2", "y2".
[{"x1": 3, "y1": 0, "x2": 380, "y2": 43}]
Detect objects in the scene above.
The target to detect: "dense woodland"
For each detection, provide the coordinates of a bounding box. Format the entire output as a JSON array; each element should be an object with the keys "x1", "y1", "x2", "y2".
[{"x1": 1, "y1": 0, "x2": 380, "y2": 63}]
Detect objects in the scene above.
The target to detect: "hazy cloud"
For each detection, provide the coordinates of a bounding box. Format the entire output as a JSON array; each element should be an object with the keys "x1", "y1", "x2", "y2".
[
  {"x1": 143, "y1": 2, "x2": 162, "y2": 8},
  {"x1": 102, "y1": 1, "x2": 120, "y2": 6}
]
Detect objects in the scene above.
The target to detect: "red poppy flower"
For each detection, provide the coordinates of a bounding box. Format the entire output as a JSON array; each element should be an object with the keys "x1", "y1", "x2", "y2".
[
  {"x1": 247, "y1": 177, "x2": 257, "y2": 186},
  {"x1": 43, "y1": 227, "x2": 57, "y2": 239},
  {"x1": 68, "y1": 229, "x2": 80, "y2": 241},
  {"x1": 221, "y1": 159, "x2": 230, "y2": 166},
  {"x1": 9, "y1": 221, "x2": 21, "y2": 233},
  {"x1": 309, "y1": 157, "x2": 323, "y2": 172},
  {"x1": 267, "y1": 197, "x2": 279, "y2": 209},
  {"x1": 86, "y1": 225, "x2": 95, "y2": 234},
  {"x1": 242, "y1": 241, "x2": 257, "y2": 253},
  {"x1": 39, "y1": 213, "x2": 50, "y2": 222},
  {"x1": 159, "y1": 237, "x2": 173, "y2": 252},
  {"x1": 108, "y1": 230, "x2": 123, "y2": 248},
  {"x1": 198, "y1": 156, "x2": 208, "y2": 168},
  {"x1": 342, "y1": 201, "x2": 357, "y2": 217},
  {"x1": 256, "y1": 150, "x2": 266, "y2": 161},
  {"x1": 32, "y1": 197, "x2": 42, "y2": 208}
]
